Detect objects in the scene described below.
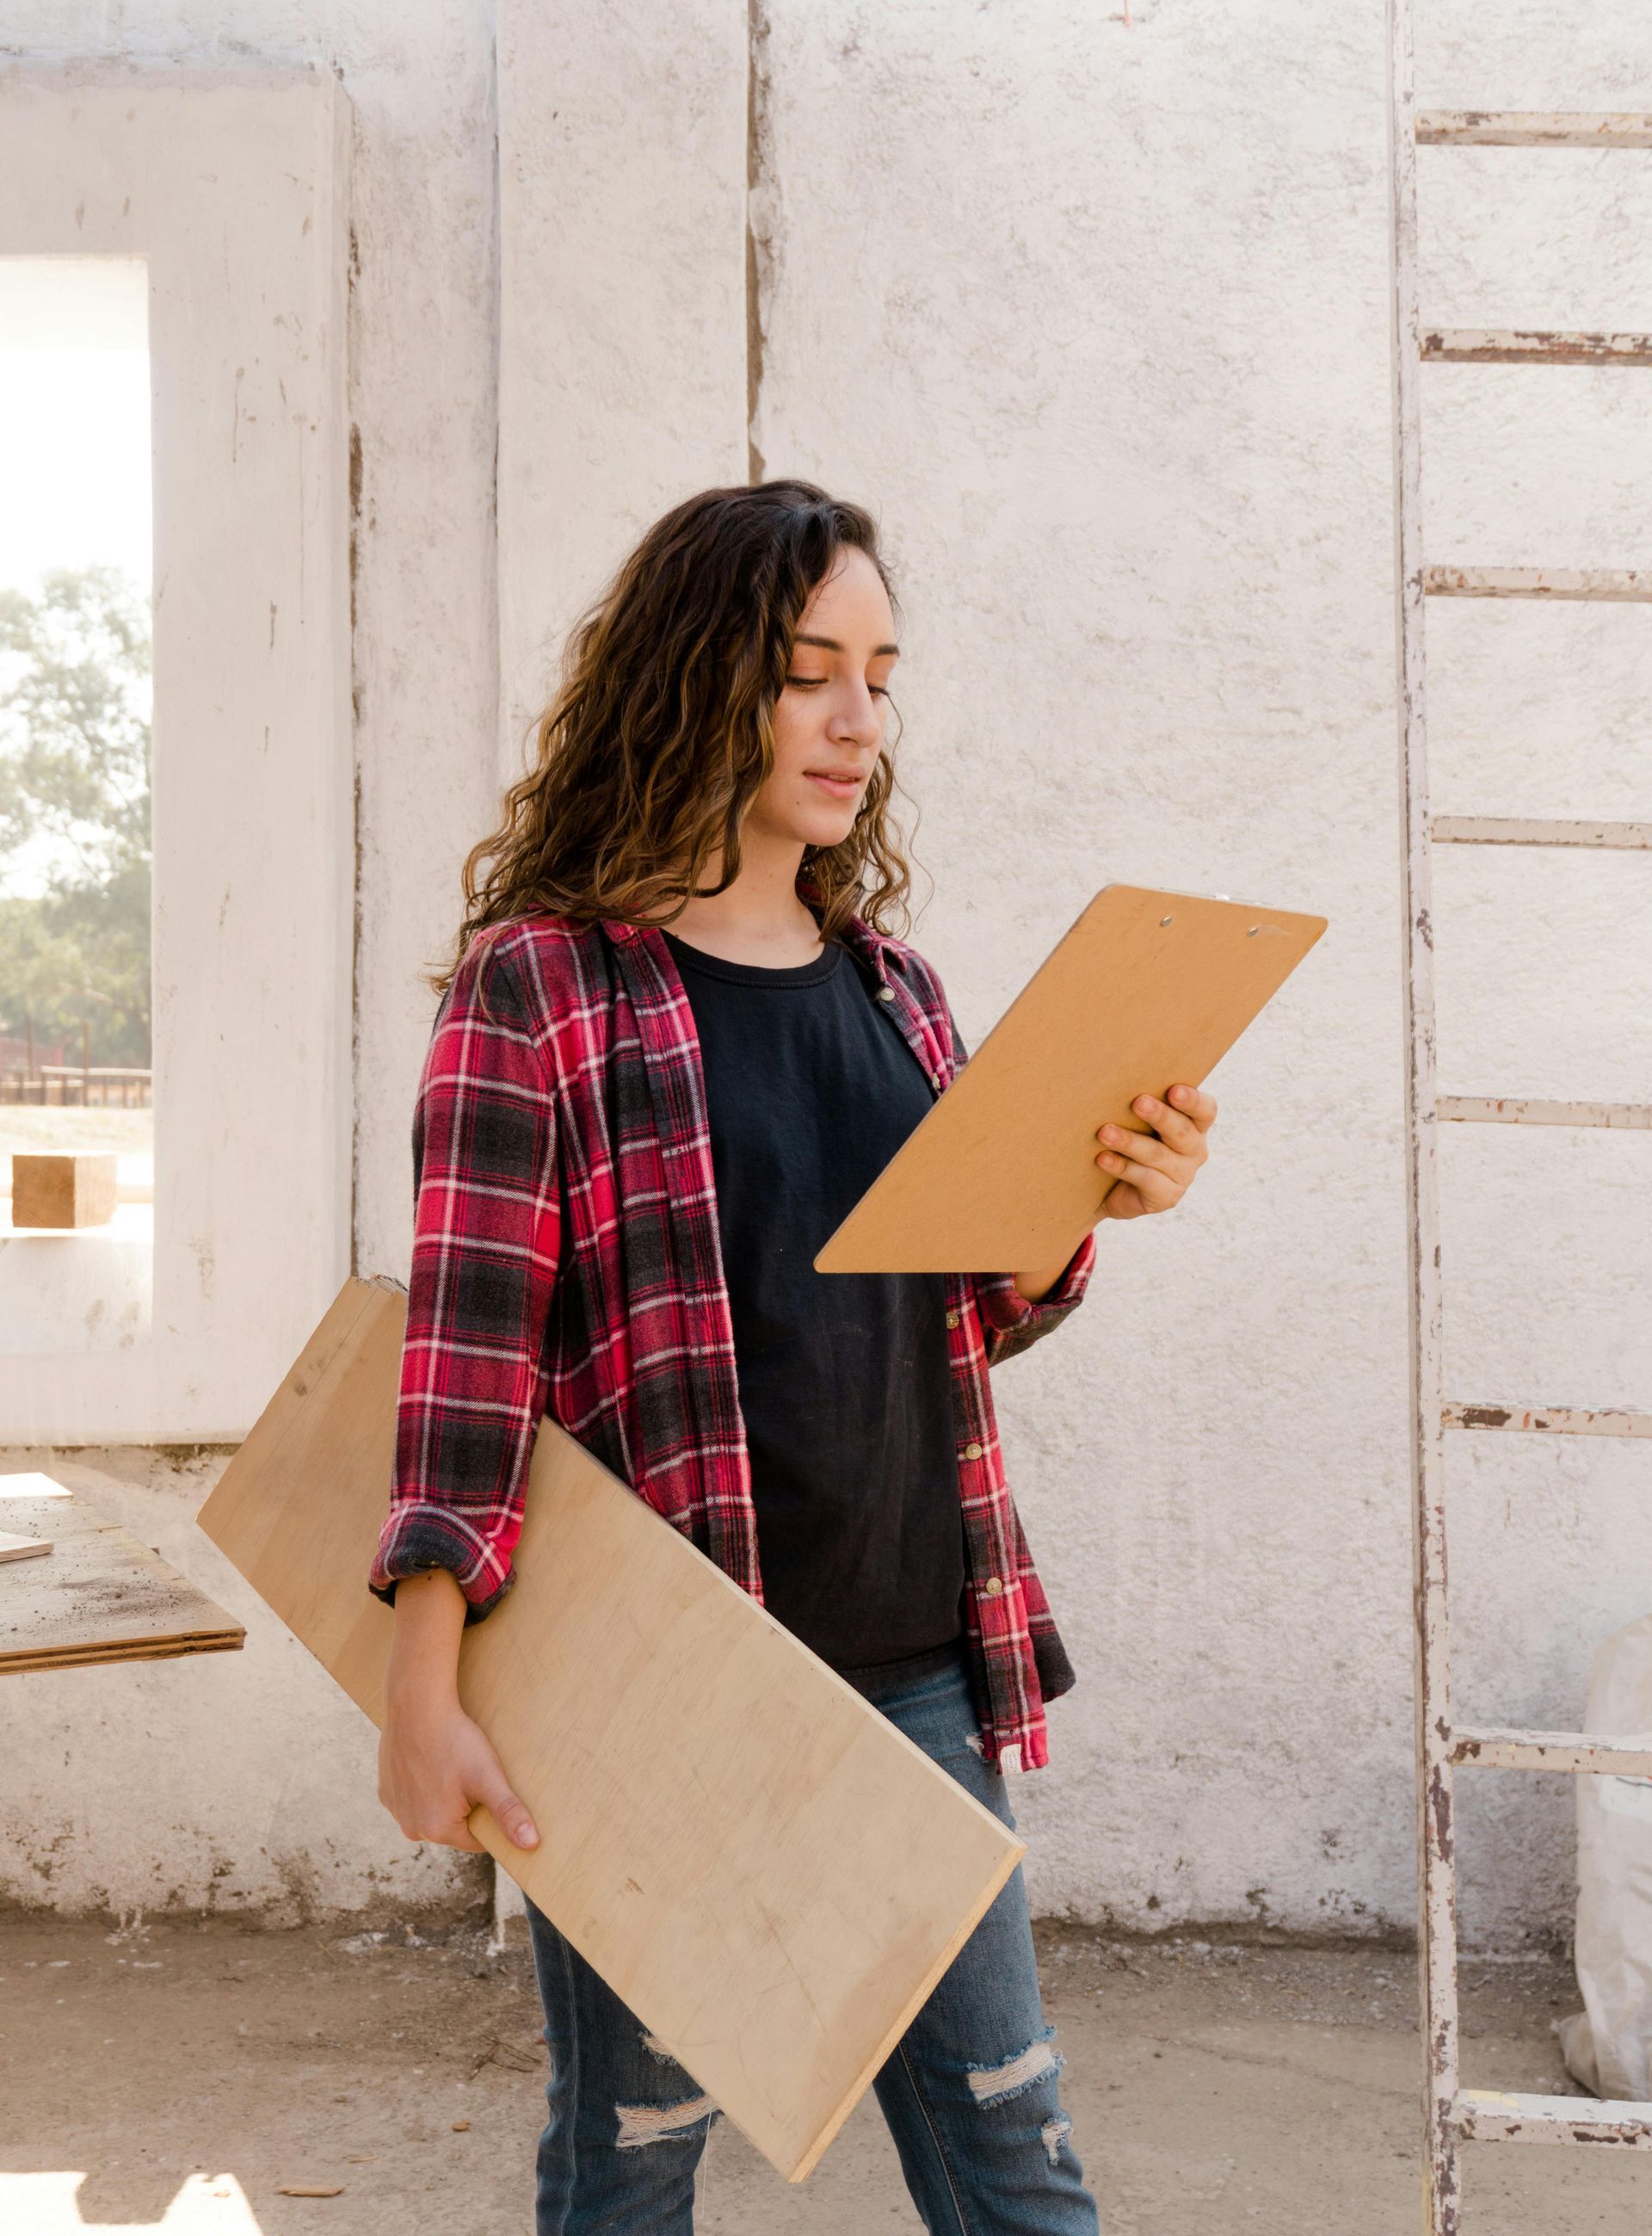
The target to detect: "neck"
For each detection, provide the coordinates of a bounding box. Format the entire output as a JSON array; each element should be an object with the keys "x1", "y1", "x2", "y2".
[{"x1": 666, "y1": 830, "x2": 823, "y2": 965}]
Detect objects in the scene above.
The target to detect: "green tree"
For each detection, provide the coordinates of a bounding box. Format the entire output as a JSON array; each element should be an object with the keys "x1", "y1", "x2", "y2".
[{"x1": 0, "y1": 565, "x2": 151, "y2": 1068}]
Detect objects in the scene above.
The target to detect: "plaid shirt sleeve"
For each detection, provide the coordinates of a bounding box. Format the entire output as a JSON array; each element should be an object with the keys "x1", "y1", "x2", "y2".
[
  {"x1": 368, "y1": 930, "x2": 561, "y2": 1621},
  {"x1": 934, "y1": 982, "x2": 1098, "y2": 1367}
]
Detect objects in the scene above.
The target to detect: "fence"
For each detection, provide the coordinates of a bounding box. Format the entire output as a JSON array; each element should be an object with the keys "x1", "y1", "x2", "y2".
[{"x1": 0, "y1": 1067, "x2": 153, "y2": 1109}]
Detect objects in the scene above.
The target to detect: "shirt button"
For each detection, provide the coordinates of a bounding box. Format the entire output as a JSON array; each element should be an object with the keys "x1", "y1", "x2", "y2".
[
  {"x1": 931, "y1": 1071, "x2": 944, "y2": 1088},
  {"x1": 945, "y1": 1309, "x2": 960, "y2": 1329},
  {"x1": 963, "y1": 1441, "x2": 983, "y2": 1461},
  {"x1": 876, "y1": 985, "x2": 896, "y2": 1002},
  {"x1": 983, "y1": 1576, "x2": 1004, "y2": 1597}
]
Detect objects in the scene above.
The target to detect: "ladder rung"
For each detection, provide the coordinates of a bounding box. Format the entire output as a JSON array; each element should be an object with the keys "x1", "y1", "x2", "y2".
[
  {"x1": 1416, "y1": 111, "x2": 1652, "y2": 149},
  {"x1": 1424, "y1": 567, "x2": 1652, "y2": 602},
  {"x1": 1443, "y1": 1401, "x2": 1652, "y2": 1438},
  {"x1": 1438, "y1": 1096, "x2": 1652, "y2": 1128},
  {"x1": 1421, "y1": 328, "x2": 1652, "y2": 366},
  {"x1": 1452, "y1": 1728, "x2": 1652, "y2": 1774},
  {"x1": 1454, "y1": 2089, "x2": 1652, "y2": 2146},
  {"x1": 1432, "y1": 814, "x2": 1652, "y2": 848}
]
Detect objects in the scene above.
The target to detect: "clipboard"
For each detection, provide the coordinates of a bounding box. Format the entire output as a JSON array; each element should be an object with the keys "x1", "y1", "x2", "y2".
[
  {"x1": 195, "y1": 1279, "x2": 1025, "y2": 2183},
  {"x1": 816, "y1": 883, "x2": 1326, "y2": 1274}
]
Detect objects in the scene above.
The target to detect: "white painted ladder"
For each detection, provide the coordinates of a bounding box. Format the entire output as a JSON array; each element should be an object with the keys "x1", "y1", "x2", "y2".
[{"x1": 1386, "y1": 10, "x2": 1652, "y2": 2228}]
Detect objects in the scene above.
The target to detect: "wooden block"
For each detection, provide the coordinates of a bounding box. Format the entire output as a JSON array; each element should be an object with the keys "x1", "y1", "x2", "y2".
[
  {"x1": 0, "y1": 1473, "x2": 244, "y2": 1672},
  {"x1": 817, "y1": 882, "x2": 1327, "y2": 1272},
  {"x1": 0, "y1": 1530, "x2": 52, "y2": 1563},
  {"x1": 11, "y1": 1152, "x2": 119, "y2": 1228},
  {"x1": 196, "y1": 1280, "x2": 1025, "y2": 2183}
]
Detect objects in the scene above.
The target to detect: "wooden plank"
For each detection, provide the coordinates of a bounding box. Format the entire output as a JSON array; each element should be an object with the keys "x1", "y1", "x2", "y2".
[
  {"x1": 1442, "y1": 1401, "x2": 1652, "y2": 1439},
  {"x1": 1452, "y1": 1728, "x2": 1652, "y2": 1776},
  {"x1": 1421, "y1": 329, "x2": 1652, "y2": 366},
  {"x1": 0, "y1": 1473, "x2": 244, "y2": 1674},
  {"x1": 1390, "y1": 16, "x2": 1464, "y2": 2223},
  {"x1": 1454, "y1": 2090, "x2": 1652, "y2": 2146},
  {"x1": 1437, "y1": 1096, "x2": 1651, "y2": 1128},
  {"x1": 10, "y1": 1152, "x2": 118, "y2": 1228},
  {"x1": 0, "y1": 1634, "x2": 249, "y2": 1676},
  {"x1": 195, "y1": 1279, "x2": 1025, "y2": 2185},
  {"x1": 1415, "y1": 111, "x2": 1652, "y2": 148},
  {"x1": 1433, "y1": 815, "x2": 1652, "y2": 849},
  {"x1": 815, "y1": 884, "x2": 1325, "y2": 1273},
  {"x1": 0, "y1": 1530, "x2": 52, "y2": 1563},
  {"x1": 1423, "y1": 568, "x2": 1652, "y2": 602}
]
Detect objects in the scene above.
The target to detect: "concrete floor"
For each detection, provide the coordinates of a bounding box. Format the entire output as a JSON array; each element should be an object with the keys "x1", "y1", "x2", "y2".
[{"x1": 0, "y1": 1916, "x2": 1645, "y2": 2233}]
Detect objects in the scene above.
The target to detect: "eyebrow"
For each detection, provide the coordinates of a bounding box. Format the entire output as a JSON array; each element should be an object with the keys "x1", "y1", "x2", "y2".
[{"x1": 794, "y1": 633, "x2": 901, "y2": 658}]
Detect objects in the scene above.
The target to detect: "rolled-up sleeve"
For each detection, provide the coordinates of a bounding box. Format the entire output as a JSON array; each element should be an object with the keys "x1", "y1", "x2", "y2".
[
  {"x1": 932, "y1": 980, "x2": 1098, "y2": 1367},
  {"x1": 368, "y1": 933, "x2": 561, "y2": 1621},
  {"x1": 971, "y1": 1233, "x2": 1096, "y2": 1367}
]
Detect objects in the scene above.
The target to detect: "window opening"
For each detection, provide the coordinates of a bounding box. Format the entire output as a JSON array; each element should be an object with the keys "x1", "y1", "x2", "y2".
[{"x1": 0, "y1": 256, "x2": 153, "y2": 1343}]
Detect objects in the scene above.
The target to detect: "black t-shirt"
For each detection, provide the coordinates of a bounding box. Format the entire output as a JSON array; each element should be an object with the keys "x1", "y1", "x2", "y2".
[{"x1": 660, "y1": 927, "x2": 965, "y2": 1677}]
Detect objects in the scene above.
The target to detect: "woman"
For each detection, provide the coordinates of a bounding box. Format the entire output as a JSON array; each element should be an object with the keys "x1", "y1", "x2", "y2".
[{"x1": 371, "y1": 481, "x2": 1215, "y2": 2234}]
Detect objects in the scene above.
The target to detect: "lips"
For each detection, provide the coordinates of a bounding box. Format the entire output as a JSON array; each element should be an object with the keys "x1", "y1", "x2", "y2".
[{"x1": 805, "y1": 770, "x2": 862, "y2": 794}]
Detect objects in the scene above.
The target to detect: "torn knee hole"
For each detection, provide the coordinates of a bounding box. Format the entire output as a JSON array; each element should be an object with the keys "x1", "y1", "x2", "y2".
[
  {"x1": 965, "y1": 2027, "x2": 1063, "y2": 2109},
  {"x1": 640, "y1": 2030, "x2": 683, "y2": 2066},
  {"x1": 614, "y1": 2092, "x2": 720, "y2": 2149},
  {"x1": 1040, "y1": 2111, "x2": 1074, "y2": 2165}
]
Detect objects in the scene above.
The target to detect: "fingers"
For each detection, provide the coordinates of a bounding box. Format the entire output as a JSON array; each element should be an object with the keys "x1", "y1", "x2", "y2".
[
  {"x1": 377, "y1": 1708, "x2": 540, "y2": 1855},
  {"x1": 1163, "y1": 1083, "x2": 1217, "y2": 1133},
  {"x1": 1096, "y1": 1143, "x2": 1183, "y2": 1208},
  {"x1": 472, "y1": 1765, "x2": 540, "y2": 1852},
  {"x1": 1125, "y1": 1094, "x2": 1202, "y2": 1155},
  {"x1": 387, "y1": 1809, "x2": 488, "y2": 1852},
  {"x1": 1095, "y1": 1124, "x2": 1193, "y2": 1188}
]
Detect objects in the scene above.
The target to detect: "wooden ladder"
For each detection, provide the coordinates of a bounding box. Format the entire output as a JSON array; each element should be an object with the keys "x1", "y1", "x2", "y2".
[{"x1": 1386, "y1": 12, "x2": 1652, "y2": 2229}]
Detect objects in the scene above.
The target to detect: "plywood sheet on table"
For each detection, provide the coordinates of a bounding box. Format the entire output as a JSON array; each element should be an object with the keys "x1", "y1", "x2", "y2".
[
  {"x1": 196, "y1": 1279, "x2": 1023, "y2": 2183},
  {"x1": 0, "y1": 1474, "x2": 244, "y2": 1674}
]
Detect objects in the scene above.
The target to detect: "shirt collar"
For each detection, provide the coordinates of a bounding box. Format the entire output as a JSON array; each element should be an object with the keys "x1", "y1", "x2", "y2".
[{"x1": 601, "y1": 875, "x2": 902, "y2": 987}]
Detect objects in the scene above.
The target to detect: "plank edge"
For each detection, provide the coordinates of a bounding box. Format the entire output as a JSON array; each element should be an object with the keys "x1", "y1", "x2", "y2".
[{"x1": 780, "y1": 1832, "x2": 1029, "y2": 2182}]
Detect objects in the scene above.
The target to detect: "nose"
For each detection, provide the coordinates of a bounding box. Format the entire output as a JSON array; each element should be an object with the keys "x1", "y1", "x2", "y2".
[{"x1": 829, "y1": 679, "x2": 885, "y2": 753}]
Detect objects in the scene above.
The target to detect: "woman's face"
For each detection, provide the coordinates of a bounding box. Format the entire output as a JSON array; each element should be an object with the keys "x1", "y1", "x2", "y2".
[{"x1": 748, "y1": 546, "x2": 899, "y2": 852}]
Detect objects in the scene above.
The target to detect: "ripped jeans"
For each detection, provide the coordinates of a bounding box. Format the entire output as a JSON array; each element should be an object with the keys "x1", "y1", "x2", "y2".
[{"x1": 522, "y1": 1646, "x2": 1100, "y2": 2234}]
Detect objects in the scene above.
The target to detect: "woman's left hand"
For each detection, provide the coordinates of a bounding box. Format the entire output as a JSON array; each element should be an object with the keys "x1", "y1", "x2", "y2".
[{"x1": 1094, "y1": 1083, "x2": 1217, "y2": 1220}]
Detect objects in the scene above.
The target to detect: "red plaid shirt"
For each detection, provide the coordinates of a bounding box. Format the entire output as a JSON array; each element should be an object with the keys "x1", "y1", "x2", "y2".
[{"x1": 370, "y1": 894, "x2": 1095, "y2": 1771}]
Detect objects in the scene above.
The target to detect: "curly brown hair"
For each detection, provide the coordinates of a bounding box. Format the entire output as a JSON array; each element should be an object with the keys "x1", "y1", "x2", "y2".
[{"x1": 431, "y1": 479, "x2": 917, "y2": 995}]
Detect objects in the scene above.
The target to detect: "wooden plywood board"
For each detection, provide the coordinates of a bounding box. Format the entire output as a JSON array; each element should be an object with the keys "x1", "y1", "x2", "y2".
[
  {"x1": 0, "y1": 1530, "x2": 52, "y2": 1563},
  {"x1": 817, "y1": 883, "x2": 1327, "y2": 1272},
  {"x1": 195, "y1": 1280, "x2": 1026, "y2": 2183},
  {"x1": 0, "y1": 1473, "x2": 244, "y2": 1673}
]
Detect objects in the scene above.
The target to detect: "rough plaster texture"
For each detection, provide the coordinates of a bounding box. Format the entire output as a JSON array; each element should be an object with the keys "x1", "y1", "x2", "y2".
[
  {"x1": 495, "y1": 0, "x2": 749, "y2": 753},
  {"x1": 0, "y1": 1450, "x2": 484, "y2": 1920},
  {"x1": 2, "y1": 0, "x2": 1649, "y2": 1939}
]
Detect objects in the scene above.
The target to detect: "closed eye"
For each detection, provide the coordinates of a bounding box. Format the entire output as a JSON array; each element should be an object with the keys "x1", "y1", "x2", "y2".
[{"x1": 785, "y1": 676, "x2": 893, "y2": 697}]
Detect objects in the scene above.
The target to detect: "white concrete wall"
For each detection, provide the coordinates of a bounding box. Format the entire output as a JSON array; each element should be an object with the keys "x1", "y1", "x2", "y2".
[
  {"x1": 1, "y1": 0, "x2": 502, "y2": 1924},
  {"x1": 3, "y1": 0, "x2": 1649, "y2": 1943},
  {"x1": 0, "y1": 71, "x2": 354, "y2": 1442}
]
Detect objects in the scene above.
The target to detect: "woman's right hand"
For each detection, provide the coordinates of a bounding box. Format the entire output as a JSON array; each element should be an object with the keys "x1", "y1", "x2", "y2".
[
  {"x1": 377, "y1": 1566, "x2": 539, "y2": 1853},
  {"x1": 378, "y1": 1694, "x2": 539, "y2": 1854}
]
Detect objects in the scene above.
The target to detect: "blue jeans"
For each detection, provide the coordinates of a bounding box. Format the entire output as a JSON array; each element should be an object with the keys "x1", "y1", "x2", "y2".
[{"x1": 523, "y1": 1647, "x2": 1100, "y2": 2233}]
